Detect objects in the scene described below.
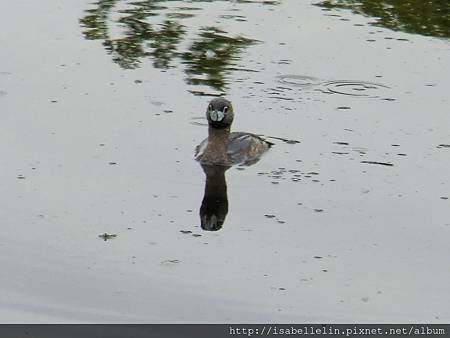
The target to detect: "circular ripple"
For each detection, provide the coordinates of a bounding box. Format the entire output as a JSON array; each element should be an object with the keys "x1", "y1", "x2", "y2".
[
  {"x1": 277, "y1": 75, "x2": 322, "y2": 88},
  {"x1": 277, "y1": 74, "x2": 391, "y2": 99},
  {"x1": 321, "y1": 80, "x2": 390, "y2": 98}
]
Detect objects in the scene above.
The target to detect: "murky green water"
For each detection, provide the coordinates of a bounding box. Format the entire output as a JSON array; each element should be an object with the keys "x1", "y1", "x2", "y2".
[{"x1": 0, "y1": 0, "x2": 449, "y2": 322}]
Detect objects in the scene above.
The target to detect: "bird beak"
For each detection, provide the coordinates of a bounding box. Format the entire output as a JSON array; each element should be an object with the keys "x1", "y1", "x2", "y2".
[{"x1": 210, "y1": 110, "x2": 225, "y2": 122}]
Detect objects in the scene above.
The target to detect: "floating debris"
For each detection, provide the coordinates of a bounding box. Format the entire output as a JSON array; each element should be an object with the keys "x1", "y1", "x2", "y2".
[
  {"x1": 98, "y1": 233, "x2": 117, "y2": 241},
  {"x1": 161, "y1": 259, "x2": 180, "y2": 265},
  {"x1": 361, "y1": 160, "x2": 393, "y2": 167},
  {"x1": 437, "y1": 144, "x2": 450, "y2": 148}
]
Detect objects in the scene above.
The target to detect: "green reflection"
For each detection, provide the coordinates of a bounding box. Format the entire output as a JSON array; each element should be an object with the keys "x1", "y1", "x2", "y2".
[
  {"x1": 80, "y1": 0, "x2": 271, "y2": 94},
  {"x1": 317, "y1": 0, "x2": 450, "y2": 38},
  {"x1": 80, "y1": 0, "x2": 184, "y2": 69},
  {"x1": 182, "y1": 27, "x2": 257, "y2": 91}
]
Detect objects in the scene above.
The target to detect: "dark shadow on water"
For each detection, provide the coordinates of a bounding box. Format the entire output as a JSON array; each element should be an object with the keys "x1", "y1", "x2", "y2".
[
  {"x1": 317, "y1": 0, "x2": 450, "y2": 39},
  {"x1": 79, "y1": 0, "x2": 272, "y2": 94}
]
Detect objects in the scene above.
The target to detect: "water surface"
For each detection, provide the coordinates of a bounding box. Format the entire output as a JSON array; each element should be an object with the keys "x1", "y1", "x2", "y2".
[{"x1": 0, "y1": 0, "x2": 449, "y2": 323}]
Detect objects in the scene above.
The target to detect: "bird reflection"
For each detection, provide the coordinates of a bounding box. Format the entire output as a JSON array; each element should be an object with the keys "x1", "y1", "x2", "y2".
[
  {"x1": 199, "y1": 164, "x2": 229, "y2": 231},
  {"x1": 196, "y1": 98, "x2": 272, "y2": 231}
]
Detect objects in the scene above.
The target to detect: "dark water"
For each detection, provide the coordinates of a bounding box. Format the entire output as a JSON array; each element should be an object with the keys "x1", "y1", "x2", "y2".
[{"x1": 0, "y1": 0, "x2": 449, "y2": 323}]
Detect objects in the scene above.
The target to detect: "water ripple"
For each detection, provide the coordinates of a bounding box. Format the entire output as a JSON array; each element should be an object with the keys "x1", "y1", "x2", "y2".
[{"x1": 277, "y1": 75, "x2": 392, "y2": 99}]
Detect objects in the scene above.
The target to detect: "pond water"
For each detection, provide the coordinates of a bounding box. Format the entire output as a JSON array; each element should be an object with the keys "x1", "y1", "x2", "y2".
[{"x1": 1, "y1": 0, "x2": 449, "y2": 322}]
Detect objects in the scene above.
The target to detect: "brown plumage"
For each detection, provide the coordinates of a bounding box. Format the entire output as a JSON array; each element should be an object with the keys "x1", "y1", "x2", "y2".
[{"x1": 195, "y1": 98, "x2": 272, "y2": 166}]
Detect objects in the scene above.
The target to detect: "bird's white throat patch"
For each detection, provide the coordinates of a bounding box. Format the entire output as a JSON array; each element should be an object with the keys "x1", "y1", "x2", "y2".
[{"x1": 210, "y1": 110, "x2": 225, "y2": 122}]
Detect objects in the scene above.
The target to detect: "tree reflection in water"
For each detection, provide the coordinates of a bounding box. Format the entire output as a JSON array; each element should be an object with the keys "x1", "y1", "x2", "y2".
[
  {"x1": 317, "y1": 0, "x2": 450, "y2": 39},
  {"x1": 79, "y1": 0, "x2": 274, "y2": 94}
]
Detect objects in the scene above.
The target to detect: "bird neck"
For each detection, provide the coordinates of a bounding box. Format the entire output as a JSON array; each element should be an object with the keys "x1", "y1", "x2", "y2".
[
  {"x1": 207, "y1": 126, "x2": 230, "y2": 152},
  {"x1": 208, "y1": 125, "x2": 230, "y2": 137},
  {"x1": 199, "y1": 126, "x2": 231, "y2": 166}
]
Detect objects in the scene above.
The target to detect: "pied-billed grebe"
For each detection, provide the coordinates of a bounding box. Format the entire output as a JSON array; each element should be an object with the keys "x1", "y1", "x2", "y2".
[{"x1": 195, "y1": 98, "x2": 272, "y2": 166}]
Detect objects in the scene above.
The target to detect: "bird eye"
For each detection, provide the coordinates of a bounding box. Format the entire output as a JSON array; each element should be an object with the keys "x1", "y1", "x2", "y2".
[{"x1": 223, "y1": 106, "x2": 228, "y2": 113}]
